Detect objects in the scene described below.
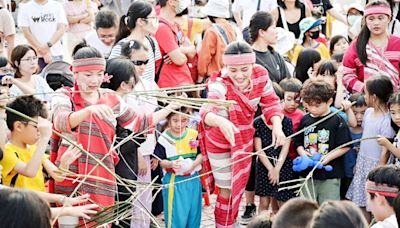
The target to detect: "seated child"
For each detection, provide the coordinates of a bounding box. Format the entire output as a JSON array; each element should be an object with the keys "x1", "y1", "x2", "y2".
[{"x1": 272, "y1": 198, "x2": 319, "y2": 228}]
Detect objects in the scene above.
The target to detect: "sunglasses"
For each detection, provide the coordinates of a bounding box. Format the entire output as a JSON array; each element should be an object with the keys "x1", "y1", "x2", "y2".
[{"x1": 132, "y1": 59, "x2": 149, "y2": 66}]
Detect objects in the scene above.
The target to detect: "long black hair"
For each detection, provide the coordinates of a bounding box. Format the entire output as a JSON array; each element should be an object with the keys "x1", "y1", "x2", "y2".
[
  {"x1": 294, "y1": 48, "x2": 321, "y2": 83},
  {"x1": 249, "y1": 11, "x2": 274, "y2": 44},
  {"x1": 115, "y1": 1, "x2": 153, "y2": 44},
  {"x1": 356, "y1": 1, "x2": 391, "y2": 65},
  {"x1": 103, "y1": 58, "x2": 137, "y2": 91}
]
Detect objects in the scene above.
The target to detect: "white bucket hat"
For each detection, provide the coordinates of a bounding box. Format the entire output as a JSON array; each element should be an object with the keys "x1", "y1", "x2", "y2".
[
  {"x1": 201, "y1": 0, "x2": 230, "y2": 19},
  {"x1": 274, "y1": 27, "x2": 296, "y2": 55}
]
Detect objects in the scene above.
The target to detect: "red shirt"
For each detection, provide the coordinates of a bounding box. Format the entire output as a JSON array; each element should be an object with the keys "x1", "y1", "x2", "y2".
[
  {"x1": 155, "y1": 17, "x2": 193, "y2": 88},
  {"x1": 284, "y1": 108, "x2": 304, "y2": 160}
]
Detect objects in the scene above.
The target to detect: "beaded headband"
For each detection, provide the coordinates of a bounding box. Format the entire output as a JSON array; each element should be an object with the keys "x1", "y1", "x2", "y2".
[
  {"x1": 365, "y1": 180, "x2": 399, "y2": 198},
  {"x1": 72, "y1": 58, "x2": 106, "y2": 73},
  {"x1": 223, "y1": 53, "x2": 256, "y2": 65}
]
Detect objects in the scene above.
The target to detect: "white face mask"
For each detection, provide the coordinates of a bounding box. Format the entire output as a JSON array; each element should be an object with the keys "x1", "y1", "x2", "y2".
[
  {"x1": 348, "y1": 15, "x2": 362, "y2": 26},
  {"x1": 176, "y1": 0, "x2": 190, "y2": 15}
]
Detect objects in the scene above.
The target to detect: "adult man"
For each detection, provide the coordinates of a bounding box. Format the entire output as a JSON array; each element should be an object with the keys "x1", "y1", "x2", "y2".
[
  {"x1": 155, "y1": 0, "x2": 196, "y2": 88},
  {"x1": 84, "y1": 10, "x2": 118, "y2": 59},
  {"x1": 0, "y1": 5, "x2": 15, "y2": 59},
  {"x1": 18, "y1": 0, "x2": 67, "y2": 69}
]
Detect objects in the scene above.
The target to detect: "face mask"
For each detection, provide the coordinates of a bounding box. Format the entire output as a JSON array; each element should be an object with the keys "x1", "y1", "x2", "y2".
[
  {"x1": 310, "y1": 30, "x2": 320, "y2": 39},
  {"x1": 176, "y1": 0, "x2": 190, "y2": 15},
  {"x1": 347, "y1": 15, "x2": 362, "y2": 26}
]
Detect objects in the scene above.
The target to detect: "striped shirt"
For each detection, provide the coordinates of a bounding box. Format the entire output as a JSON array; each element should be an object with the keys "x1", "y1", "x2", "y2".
[{"x1": 108, "y1": 36, "x2": 162, "y2": 82}]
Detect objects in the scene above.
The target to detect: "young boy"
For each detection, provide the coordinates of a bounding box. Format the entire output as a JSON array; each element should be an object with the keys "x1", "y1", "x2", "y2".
[
  {"x1": 341, "y1": 93, "x2": 367, "y2": 199},
  {"x1": 0, "y1": 95, "x2": 79, "y2": 191},
  {"x1": 294, "y1": 80, "x2": 352, "y2": 204},
  {"x1": 272, "y1": 198, "x2": 319, "y2": 228},
  {"x1": 366, "y1": 165, "x2": 400, "y2": 228}
]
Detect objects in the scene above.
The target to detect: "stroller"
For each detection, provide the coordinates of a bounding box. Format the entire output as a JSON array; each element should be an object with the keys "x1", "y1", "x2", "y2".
[{"x1": 41, "y1": 61, "x2": 74, "y2": 91}]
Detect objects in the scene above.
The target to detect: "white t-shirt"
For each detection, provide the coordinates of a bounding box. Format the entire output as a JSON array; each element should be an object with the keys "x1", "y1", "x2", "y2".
[
  {"x1": 108, "y1": 36, "x2": 162, "y2": 82},
  {"x1": 9, "y1": 75, "x2": 54, "y2": 104},
  {"x1": 84, "y1": 30, "x2": 113, "y2": 59},
  {"x1": 232, "y1": 0, "x2": 277, "y2": 28},
  {"x1": 17, "y1": 0, "x2": 68, "y2": 57},
  {"x1": 371, "y1": 214, "x2": 398, "y2": 228}
]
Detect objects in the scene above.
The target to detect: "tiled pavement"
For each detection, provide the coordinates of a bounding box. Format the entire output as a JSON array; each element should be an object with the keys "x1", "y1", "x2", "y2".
[{"x1": 154, "y1": 194, "x2": 254, "y2": 228}]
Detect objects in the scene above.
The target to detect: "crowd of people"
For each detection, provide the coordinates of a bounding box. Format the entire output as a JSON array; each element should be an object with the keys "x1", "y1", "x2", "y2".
[{"x1": 2, "y1": 0, "x2": 400, "y2": 227}]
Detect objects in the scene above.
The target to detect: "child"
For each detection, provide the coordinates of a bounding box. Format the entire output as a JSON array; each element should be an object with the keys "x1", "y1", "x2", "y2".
[
  {"x1": 272, "y1": 198, "x2": 319, "y2": 228},
  {"x1": 346, "y1": 75, "x2": 395, "y2": 222},
  {"x1": 366, "y1": 165, "x2": 400, "y2": 228},
  {"x1": 341, "y1": 93, "x2": 368, "y2": 200},
  {"x1": 254, "y1": 108, "x2": 295, "y2": 213},
  {"x1": 295, "y1": 80, "x2": 352, "y2": 204},
  {"x1": 0, "y1": 95, "x2": 79, "y2": 191},
  {"x1": 154, "y1": 107, "x2": 203, "y2": 228},
  {"x1": 280, "y1": 77, "x2": 305, "y2": 162},
  {"x1": 377, "y1": 91, "x2": 400, "y2": 167},
  {"x1": 315, "y1": 61, "x2": 357, "y2": 131}
]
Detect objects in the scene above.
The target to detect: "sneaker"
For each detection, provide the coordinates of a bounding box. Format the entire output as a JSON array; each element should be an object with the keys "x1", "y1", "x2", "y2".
[{"x1": 240, "y1": 203, "x2": 256, "y2": 225}]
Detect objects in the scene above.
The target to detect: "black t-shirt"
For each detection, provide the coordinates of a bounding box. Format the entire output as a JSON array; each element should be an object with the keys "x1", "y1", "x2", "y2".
[
  {"x1": 254, "y1": 48, "x2": 290, "y2": 83},
  {"x1": 254, "y1": 116, "x2": 294, "y2": 150},
  {"x1": 294, "y1": 112, "x2": 352, "y2": 180},
  {"x1": 311, "y1": 0, "x2": 333, "y2": 17}
]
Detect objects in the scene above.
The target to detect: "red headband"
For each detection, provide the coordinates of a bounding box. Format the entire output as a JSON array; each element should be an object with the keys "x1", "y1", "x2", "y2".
[
  {"x1": 364, "y1": 5, "x2": 391, "y2": 17},
  {"x1": 366, "y1": 180, "x2": 399, "y2": 198},
  {"x1": 223, "y1": 53, "x2": 256, "y2": 65},
  {"x1": 72, "y1": 58, "x2": 106, "y2": 73}
]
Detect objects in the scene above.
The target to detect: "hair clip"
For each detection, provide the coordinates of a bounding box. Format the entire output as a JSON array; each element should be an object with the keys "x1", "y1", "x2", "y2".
[
  {"x1": 103, "y1": 73, "x2": 113, "y2": 83},
  {"x1": 129, "y1": 40, "x2": 135, "y2": 49}
]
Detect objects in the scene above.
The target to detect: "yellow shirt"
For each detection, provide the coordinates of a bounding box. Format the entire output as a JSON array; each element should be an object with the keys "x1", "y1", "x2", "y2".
[
  {"x1": 181, "y1": 18, "x2": 204, "y2": 44},
  {"x1": 290, "y1": 43, "x2": 331, "y2": 65},
  {"x1": 0, "y1": 143, "x2": 46, "y2": 192}
]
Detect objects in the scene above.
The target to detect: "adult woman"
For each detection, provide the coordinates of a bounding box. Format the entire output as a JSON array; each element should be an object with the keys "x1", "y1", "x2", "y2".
[
  {"x1": 200, "y1": 41, "x2": 286, "y2": 227},
  {"x1": 271, "y1": 0, "x2": 311, "y2": 39},
  {"x1": 8, "y1": 45, "x2": 53, "y2": 103},
  {"x1": 63, "y1": 0, "x2": 97, "y2": 59},
  {"x1": 343, "y1": 1, "x2": 400, "y2": 93},
  {"x1": 109, "y1": 1, "x2": 161, "y2": 83},
  {"x1": 249, "y1": 11, "x2": 290, "y2": 83},
  {"x1": 50, "y1": 46, "x2": 176, "y2": 212}
]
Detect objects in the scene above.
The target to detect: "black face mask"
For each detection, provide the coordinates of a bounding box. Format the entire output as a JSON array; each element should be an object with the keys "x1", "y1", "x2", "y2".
[{"x1": 310, "y1": 30, "x2": 320, "y2": 39}]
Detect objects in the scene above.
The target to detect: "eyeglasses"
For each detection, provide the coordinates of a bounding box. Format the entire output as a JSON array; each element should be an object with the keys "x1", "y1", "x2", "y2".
[
  {"x1": 20, "y1": 56, "x2": 38, "y2": 62},
  {"x1": 132, "y1": 59, "x2": 149, "y2": 66}
]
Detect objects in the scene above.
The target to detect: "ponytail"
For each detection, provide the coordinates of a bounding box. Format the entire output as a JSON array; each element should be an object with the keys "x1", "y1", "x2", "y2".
[{"x1": 115, "y1": 15, "x2": 131, "y2": 45}]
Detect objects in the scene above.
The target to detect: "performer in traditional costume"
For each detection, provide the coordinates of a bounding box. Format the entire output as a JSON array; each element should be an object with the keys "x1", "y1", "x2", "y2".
[
  {"x1": 199, "y1": 41, "x2": 286, "y2": 227},
  {"x1": 50, "y1": 46, "x2": 176, "y2": 212},
  {"x1": 343, "y1": 1, "x2": 400, "y2": 93}
]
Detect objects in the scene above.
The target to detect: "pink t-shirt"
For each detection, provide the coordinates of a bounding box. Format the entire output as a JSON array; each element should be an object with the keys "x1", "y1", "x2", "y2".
[{"x1": 63, "y1": 0, "x2": 97, "y2": 33}]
